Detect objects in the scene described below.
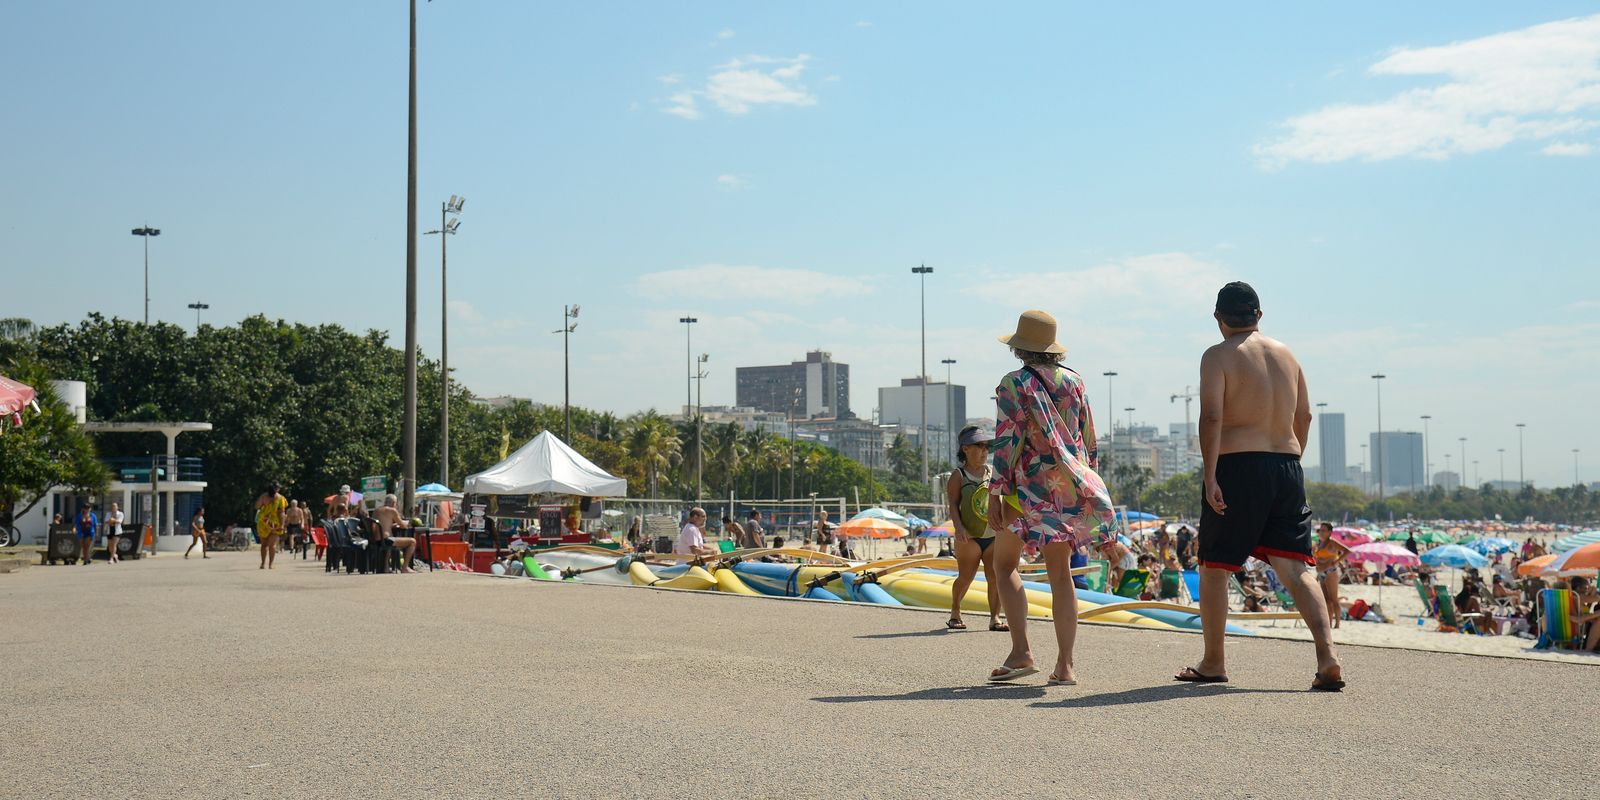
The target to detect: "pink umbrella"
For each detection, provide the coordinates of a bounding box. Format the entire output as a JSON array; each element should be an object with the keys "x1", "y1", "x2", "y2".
[
  {"x1": 1347, "y1": 542, "x2": 1421, "y2": 567},
  {"x1": 1332, "y1": 527, "x2": 1373, "y2": 547},
  {"x1": 0, "y1": 375, "x2": 40, "y2": 432}
]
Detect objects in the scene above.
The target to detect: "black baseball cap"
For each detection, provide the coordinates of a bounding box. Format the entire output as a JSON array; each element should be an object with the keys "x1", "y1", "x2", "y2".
[{"x1": 1216, "y1": 282, "x2": 1260, "y2": 315}]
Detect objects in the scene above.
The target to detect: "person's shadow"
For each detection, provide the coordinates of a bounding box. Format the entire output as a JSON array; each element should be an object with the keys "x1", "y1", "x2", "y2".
[
  {"x1": 1029, "y1": 683, "x2": 1307, "y2": 709},
  {"x1": 853, "y1": 628, "x2": 963, "y2": 640},
  {"x1": 814, "y1": 684, "x2": 1047, "y2": 703}
]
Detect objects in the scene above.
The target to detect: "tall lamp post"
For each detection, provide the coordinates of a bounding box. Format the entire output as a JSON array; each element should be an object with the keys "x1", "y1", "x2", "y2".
[
  {"x1": 679, "y1": 316, "x2": 698, "y2": 499},
  {"x1": 940, "y1": 358, "x2": 956, "y2": 464},
  {"x1": 1420, "y1": 414, "x2": 1432, "y2": 488},
  {"x1": 912, "y1": 265, "x2": 933, "y2": 501},
  {"x1": 131, "y1": 225, "x2": 161, "y2": 325},
  {"x1": 1371, "y1": 373, "x2": 1386, "y2": 501},
  {"x1": 1575, "y1": 448, "x2": 1582, "y2": 486},
  {"x1": 1497, "y1": 448, "x2": 1506, "y2": 486},
  {"x1": 186, "y1": 301, "x2": 209, "y2": 331},
  {"x1": 695, "y1": 352, "x2": 709, "y2": 502},
  {"x1": 1515, "y1": 422, "x2": 1527, "y2": 488},
  {"x1": 1101, "y1": 371, "x2": 1117, "y2": 473},
  {"x1": 554, "y1": 305, "x2": 579, "y2": 440},
  {"x1": 1459, "y1": 438, "x2": 1467, "y2": 489},
  {"x1": 401, "y1": 0, "x2": 421, "y2": 515},
  {"x1": 424, "y1": 195, "x2": 463, "y2": 484},
  {"x1": 1360, "y1": 444, "x2": 1368, "y2": 493}
]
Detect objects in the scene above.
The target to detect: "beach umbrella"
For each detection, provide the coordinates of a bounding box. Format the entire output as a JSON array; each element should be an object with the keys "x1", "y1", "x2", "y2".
[
  {"x1": 1517, "y1": 554, "x2": 1557, "y2": 577},
  {"x1": 1347, "y1": 542, "x2": 1422, "y2": 567},
  {"x1": 1551, "y1": 530, "x2": 1600, "y2": 553},
  {"x1": 1463, "y1": 537, "x2": 1516, "y2": 555},
  {"x1": 1331, "y1": 527, "x2": 1373, "y2": 546},
  {"x1": 1419, "y1": 544, "x2": 1489, "y2": 569},
  {"x1": 1115, "y1": 510, "x2": 1161, "y2": 522},
  {"x1": 0, "y1": 375, "x2": 40, "y2": 432},
  {"x1": 416, "y1": 482, "x2": 452, "y2": 494},
  {"x1": 1542, "y1": 542, "x2": 1600, "y2": 577},
  {"x1": 919, "y1": 522, "x2": 954, "y2": 538},
  {"x1": 903, "y1": 513, "x2": 933, "y2": 531},
  {"x1": 837, "y1": 517, "x2": 907, "y2": 539},
  {"x1": 851, "y1": 507, "x2": 909, "y2": 524}
]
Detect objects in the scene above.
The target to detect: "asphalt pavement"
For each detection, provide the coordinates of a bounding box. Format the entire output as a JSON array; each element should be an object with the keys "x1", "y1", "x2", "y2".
[{"x1": 2, "y1": 552, "x2": 1595, "y2": 799}]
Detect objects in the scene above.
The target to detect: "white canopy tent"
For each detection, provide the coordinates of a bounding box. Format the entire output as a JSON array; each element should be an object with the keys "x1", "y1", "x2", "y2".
[{"x1": 463, "y1": 430, "x2": 628, "y2": 497}]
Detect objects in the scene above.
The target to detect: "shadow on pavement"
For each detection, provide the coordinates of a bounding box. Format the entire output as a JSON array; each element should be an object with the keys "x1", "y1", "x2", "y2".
[
  {"x1": 1029, "y1": 682, "x2": 1308, "y2": 709},
  {"x1": 853, "y1": 628, "x2": 965, "y2": 640},
  {"x1": 813, "y1": 684, "x2": 1047, "y2": 703}
]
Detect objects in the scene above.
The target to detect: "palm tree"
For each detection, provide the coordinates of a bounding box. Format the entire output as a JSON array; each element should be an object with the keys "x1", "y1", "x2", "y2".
[
  {"x1": 708, "y1": 422, "x2": 745, "y2": 498},
  {"x1": 627, "y1": 414, "x2": 682, "y2": 498}
]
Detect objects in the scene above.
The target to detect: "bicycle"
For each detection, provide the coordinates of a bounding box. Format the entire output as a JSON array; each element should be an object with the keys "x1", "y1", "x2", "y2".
[{"x1": 207, "y1": 527, "x2": 253, "y2": 552}]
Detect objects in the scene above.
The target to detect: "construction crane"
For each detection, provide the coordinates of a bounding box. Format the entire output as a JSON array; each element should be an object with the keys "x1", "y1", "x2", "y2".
[{"x1": 1171, "y1": 386, "x2": 1198, "y2": 470}]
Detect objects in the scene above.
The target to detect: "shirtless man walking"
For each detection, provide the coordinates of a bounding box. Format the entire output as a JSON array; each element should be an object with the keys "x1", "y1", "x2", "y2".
[
  {"x1": 1176, "y1": 282, "x2": 1344, "y2": 691},
  {"x1": 374, "y1": 494, "x2": 419, "y2": 573}
]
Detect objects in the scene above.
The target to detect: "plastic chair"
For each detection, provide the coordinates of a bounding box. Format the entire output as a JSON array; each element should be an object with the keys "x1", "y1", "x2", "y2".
[
  {"x1": 1113, "y1": 568, "x2": 1150, "y2": 599},
  {"x1": 310, "y1": 527, "x2": 328, "y2": 561}
]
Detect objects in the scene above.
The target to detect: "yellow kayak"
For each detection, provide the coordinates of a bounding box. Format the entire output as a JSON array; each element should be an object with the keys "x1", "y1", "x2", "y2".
[
  {"x1": 627, "y1": 561, "x2": 717, "y2": 591},
  {"x1": 713, "y1": 567, "x2": 762, "y2": 596}
]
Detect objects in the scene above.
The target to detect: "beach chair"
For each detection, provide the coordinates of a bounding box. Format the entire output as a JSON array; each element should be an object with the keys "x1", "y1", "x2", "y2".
[
  {"x1": 1414, "y1": 580, "x2": 1438, "y2": 617},
  {"x1": 1181, "y1": 570, "x2": 1201, "y2": 604},
  {"x1": 310, "y1": 526, "x2": 327, "y2": 561},
  {"x1": 1082, "y1": 559, "x2": 1109, "y2": 593},
  {"x1": 1157, "y1": 569, "x2": 1182, "y2": 600},
  {"x1": 717, "y1": 539, "x2": 737, "y2": 554},
  {"x1": 1534, "y1": 588, "x2": 1582, "y2": 650},
  {"x1": 1113, "y1": 568, "x2": 1150, "y2": 599}
]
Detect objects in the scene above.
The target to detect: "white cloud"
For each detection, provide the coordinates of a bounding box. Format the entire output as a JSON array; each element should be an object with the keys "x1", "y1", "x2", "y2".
[
  {"x1": 447, "y1": 299, "x2": 482, "y2": 324},
  {"x1": 663, "y1": 92, "x2": 700, "y2": 120},
  {"x1": 970, "y1": 253, "x2": 1232, "y2": 321},
  {"x1": 1542, "y1": 140, "x2": 1593, "y2": 156},
  {"x1": 658, "y1": 54, "x2": 818, "y2": 119},
  {"x1": 1256, "y1": 13, "x2": 1600, "y2": 165},
  {"x1": 715, "y1": 173, "x2": 747, "y2": 190},
  {"x1": 657, "y1": 73, "x2": 683, "y2": 85},
  {"x1": 717, "y1": 28, "x2": 735, "y2": 40},
  {"x1": 635, "y1": 264, "x2": 872, "y2": 303}
]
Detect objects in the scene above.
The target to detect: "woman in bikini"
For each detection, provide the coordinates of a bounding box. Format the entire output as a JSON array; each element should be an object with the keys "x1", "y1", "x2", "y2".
[
  {"x1": 185, "y1": 506, "x2": 209, "y2": 558},
  {"x1": 985, "y1": 311, "x2": 1116, "y2": 687},
  {"x1": 1313, "y1": 523, "x2": 1347, "y2": 628},
  {"x1": 945, "y1": 425, "x2": 1005, "y2": 632}
]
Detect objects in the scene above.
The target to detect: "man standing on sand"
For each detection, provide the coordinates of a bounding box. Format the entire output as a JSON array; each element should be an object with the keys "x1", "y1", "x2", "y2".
[{"x1": 1176, "y1": 282, "x2": 1344, "y2": 691}]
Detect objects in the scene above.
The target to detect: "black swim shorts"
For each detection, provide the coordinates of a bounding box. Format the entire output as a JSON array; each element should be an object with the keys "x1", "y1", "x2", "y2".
[{"x1": 1198, "y1": 452, "x2": 1314, "y2": 572}]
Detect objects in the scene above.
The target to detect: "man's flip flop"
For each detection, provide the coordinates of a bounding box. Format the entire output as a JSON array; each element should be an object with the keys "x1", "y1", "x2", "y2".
[
  {"x1": 989, "y1": 621, "x2": 1010, "y2": 631},
  {"x1": 1047, "y1": 674, "x2": 1077, "y2": 686},
  {"x1": 987, "y1": 665, "x2": 1039, "y2": 683},
  {"x1": 1174, "y1": 666, "x2": 1229, "y2": 683},
  {"x1": 1310, "y1": 672, "x2": 1346, "y2": 692},
  {"x1": 946, "y1": 618, "x2": 967, "y2": 630}
]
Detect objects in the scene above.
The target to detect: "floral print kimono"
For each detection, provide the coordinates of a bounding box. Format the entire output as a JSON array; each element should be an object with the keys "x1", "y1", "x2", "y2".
[{"x1": 990, "y1": 364, "x2": 1116, "y2": 553}]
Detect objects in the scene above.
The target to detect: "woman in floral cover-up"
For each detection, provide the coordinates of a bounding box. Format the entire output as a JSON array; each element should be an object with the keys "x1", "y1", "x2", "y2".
[{"x1": 985, "y1": 310, "x2": 1116, "y2": 687}]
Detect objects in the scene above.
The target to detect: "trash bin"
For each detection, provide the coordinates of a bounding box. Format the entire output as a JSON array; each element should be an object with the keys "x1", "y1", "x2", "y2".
[
  {"x1": 653, "y1": 535, "x2": 673, "y2": 554},
  {"x1": 115, "y1": 532, "x2": 142, "y2": 560},
  {"x1": 46, "y1": 527, "x2": 80, "y2": 564}
]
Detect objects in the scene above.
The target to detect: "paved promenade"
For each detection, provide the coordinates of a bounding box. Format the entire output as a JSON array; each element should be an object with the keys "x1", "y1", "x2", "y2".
[{"x1": 2, "y1": 553, "x2": 1595, "y2": 799}]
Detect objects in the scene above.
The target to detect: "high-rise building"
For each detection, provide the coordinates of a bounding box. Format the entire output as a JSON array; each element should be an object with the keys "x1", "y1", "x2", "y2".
[
  {"x1": 1370, "y1": 431, "x2": 1425, "y2": 493},
  {"x1": 1318, "y1": 413, "x2": 1347, "y2": 485},
  {"x1": 735, "y1": 351, "x2": 851, "y2": 420},
  {"x1": 877, "y1": 377, "x2": 966, "y2": 462}
]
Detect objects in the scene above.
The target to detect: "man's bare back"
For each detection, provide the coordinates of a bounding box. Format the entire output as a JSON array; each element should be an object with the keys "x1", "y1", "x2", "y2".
[
  {"x1": 1200, "y1": 331, "x2": 1309, "y2": 457},
  {"x1": 374, "y1": 506, "x2": 407, "y2": 538}
]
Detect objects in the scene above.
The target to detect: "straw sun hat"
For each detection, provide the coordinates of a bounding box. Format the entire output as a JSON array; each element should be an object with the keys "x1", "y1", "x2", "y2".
[{"x1": 998, "y1": 310, "x2": 1066, "y2": 354}]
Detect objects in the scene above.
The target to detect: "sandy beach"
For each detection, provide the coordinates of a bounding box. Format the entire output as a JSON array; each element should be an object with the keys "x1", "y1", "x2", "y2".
[{"x1": 4, "y1": 551, "x2": 1598, "y2": 800}]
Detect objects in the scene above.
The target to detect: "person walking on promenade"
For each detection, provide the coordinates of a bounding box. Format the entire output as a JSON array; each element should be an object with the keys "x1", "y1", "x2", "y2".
[
  {"x1": 1314, "y1": 522, "x2": 1348, "y2": 629},
  {"x1": 1178, "y1": 282, "x2": 1343, "y2": 690},
  {"x1": 105, "y1": 501, "x2": 125, "y2": 563},
  {"x1": 986, "y1": 310, "x2": 1116, "y2": 685},
  {"x1": 946, "y1": 425, "x2": 1005, "y2": 631},
  {"x1": 75, "y1": 504, "x2": 98, "y2": 565},
  {"x1": 256, "y1": 482, "x2": 287, "y2": 570},
  {"x1": 284, "y1": 499, "x2": 306, "y2": 556},
  {"x1": 185, "y1": 506, "x2": 209, "y2": 558}
]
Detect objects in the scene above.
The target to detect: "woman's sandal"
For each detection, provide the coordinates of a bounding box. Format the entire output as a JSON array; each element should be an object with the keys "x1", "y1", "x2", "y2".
[
  {"x1": 1173, "y1": 666, "x2": 1228, "y2": 683},
  {"x1": 1047, "y1": 673, "x2": 1077, "y2": 686},
  {"x1": 946, "y1": 618, "x2": 967, "y2": 630},
  {"x1": 988, "y1": 620, "x2": 1010, "y2": 631},
  {"x1": 987, "y1": 664, "x2": 1039, "y2": 682}
]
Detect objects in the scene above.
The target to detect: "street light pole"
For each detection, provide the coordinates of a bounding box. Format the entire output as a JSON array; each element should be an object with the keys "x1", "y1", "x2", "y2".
[
  {"x1": 1575, "y1": 449, "x2": 1582, "y2": 486},
  {"x1": 131, "y1": 226, "x2": 161, "y2": 324},
  {"x1": 679, "y1": 316, "x2": 698, "y2": 499},
  {"x1": 1101, "y1": 371, "x2": 1117, "y2": 473},
  {"x1": 186, "y1": 302, "x2": 209, "y2": 331},
  {"x1": 941, "y1": 358, "x2": 956, "y2": 464},
  {"x1": 1498, "y1": 448, "x2": 1505, "y2": 486},
  {"x1": 424, "y1": 195, "x2": 463, "y2": 485},
  {"x1": 696, "y1": 352, "x2": 709, "y2": 502},
  {"x1": 1459, "y1": 438, "x2": 1467, "y2": 489},
  {"x1": 1420, "y1": 414, "x2": 1432, "y2": 488},
  {"x1": 1516, "y1": 422, "x2": 1527, "y2": 488},
  {"x1": 1371, "y1": 374, "x2": 1386, "y2": 501},
  {"x1": 554, "y1": 305, "x2": 579, "y2": 440},
  {"x1": 401, "y1": 0, "x2": 420, "y2": 514},
  {"x1": 912, "y1": 265, "x2": 933, "y2": 501}
]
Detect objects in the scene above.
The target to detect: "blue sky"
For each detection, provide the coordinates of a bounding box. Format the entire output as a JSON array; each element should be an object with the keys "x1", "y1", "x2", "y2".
[{"x1": 3, "y1": 3, "x2": 1598, "y2": 488}]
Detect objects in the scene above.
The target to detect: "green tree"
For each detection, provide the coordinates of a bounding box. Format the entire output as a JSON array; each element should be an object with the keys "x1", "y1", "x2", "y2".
[
  {"x1": 1306, "y1": 482, "x2": 1371, "y2": 520},
  {"x1": 0, "y1": 357, "x2": 111, "y2": 532},
  {"x1": 1140, "y1": 469, "x2": 1201, "y2": 519}
]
